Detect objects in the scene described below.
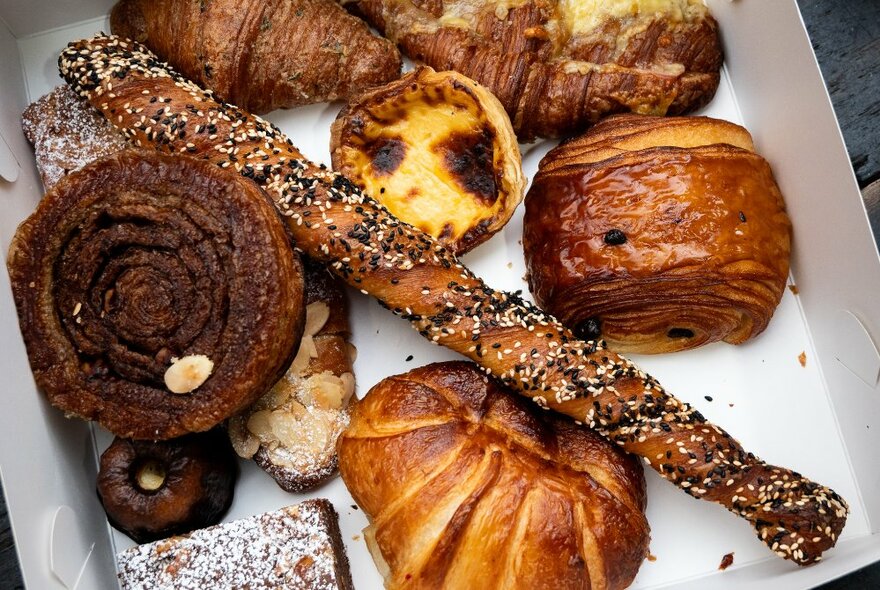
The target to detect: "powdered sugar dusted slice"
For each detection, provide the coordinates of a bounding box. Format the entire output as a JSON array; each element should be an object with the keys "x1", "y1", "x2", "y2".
[
  {"x1": 21, "y1": 85, "x2": 128, "y2": 189},
  {"x1": 117, "y1": 499, "x2": 354, "y2": 590}
]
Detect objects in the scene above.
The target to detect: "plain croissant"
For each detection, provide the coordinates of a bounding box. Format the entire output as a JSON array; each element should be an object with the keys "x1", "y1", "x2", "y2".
[
  {"x1": 59, "y1": 35, "x2": 848, "y2": 566},
  {"x1": 338, "y1": 361, "x2": 651, "y2": 590},
  {"x1": 341, "y1": 0, "x2": 722, "y2": 140},
  {"x1": 110, "y1": 0, "x2": 402, "y2": 113}
]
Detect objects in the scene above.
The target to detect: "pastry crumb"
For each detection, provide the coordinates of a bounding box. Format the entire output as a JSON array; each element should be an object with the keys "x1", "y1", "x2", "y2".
[
  {"x1": 647, "y1": 553, "x2": 657, "y2": 562},
  {"x1": 352, "y1": 535, "x2": 361, "y2": 541},
  {"x1": 788, "y1": 284, "x2": 799, "y2": 295},
  {"x1": 719, "y1": 552, "x2": 734, "y2": 570},
  {"x1": 798, "y1": 352, "x2": 807, "y2": 367}
]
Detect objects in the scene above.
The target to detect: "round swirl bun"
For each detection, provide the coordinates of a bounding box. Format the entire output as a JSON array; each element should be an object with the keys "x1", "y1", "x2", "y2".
[
  {"x1": 338, "y1": 361, "x2": 650, "y2": 590},
  {"x1": 524, "y1": 114, "x2": 792, "y2": 353},
  {"x1": 7, "y1": 150, "x2": 305, "y2": 439}
]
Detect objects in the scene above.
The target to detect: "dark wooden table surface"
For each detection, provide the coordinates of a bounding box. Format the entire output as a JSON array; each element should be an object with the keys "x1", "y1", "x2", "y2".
[{"x1": 2, "y1": 0, "x2": 879, "y2": 588}]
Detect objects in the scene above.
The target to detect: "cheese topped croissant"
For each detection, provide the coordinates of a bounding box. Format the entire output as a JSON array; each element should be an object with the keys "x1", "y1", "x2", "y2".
[{"x1": 342, "y1": 0, "x2": 723, "y2": 139}]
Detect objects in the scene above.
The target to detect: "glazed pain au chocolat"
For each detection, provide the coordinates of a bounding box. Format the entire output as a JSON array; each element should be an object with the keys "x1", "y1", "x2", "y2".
[
  {"x1": 524, "y1": 115, "x2": 792, "y2": 354},
  {"x1": 60, "y1": 36, "x2": 847, "y2": 565}
]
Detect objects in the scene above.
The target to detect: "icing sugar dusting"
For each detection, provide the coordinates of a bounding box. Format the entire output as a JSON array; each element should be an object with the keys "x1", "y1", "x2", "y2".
[
  {"x1": 117, "y1": 500, "x2": 351, "y2": 590},
  {"x1": 21, "y1": 85, "x2": 127, "y2": 189}
]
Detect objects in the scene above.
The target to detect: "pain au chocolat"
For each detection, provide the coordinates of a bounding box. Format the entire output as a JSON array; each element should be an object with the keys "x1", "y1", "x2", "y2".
[
  {"x1": 7, "y1": 150, "x2": 304, "y2": 439},
  {"x1": 523, "y1": 114, "x2": 792, "y2": 354}
]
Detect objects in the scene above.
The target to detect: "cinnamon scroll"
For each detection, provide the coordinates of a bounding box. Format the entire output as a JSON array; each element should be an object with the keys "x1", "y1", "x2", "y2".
[
  {"x1": 7, "y1": 150, "x2": 304, "y2": 439},
  {"x1": 524, "y1": 115, "x2": 792, "y2": 353}
]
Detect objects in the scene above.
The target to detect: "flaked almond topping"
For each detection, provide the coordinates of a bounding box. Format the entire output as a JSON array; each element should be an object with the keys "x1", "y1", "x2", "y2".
[
  {"x1": 304, "y1": 301, "x2": 330, "y2": 337},
  {"x1": 164, "y1": 354, "x2": 214, "y2": 394},
  {"x1": 228, "y1": 416, "x2": 260, "y2": 459},
  {"x1": 347, "y1": 343, "x2": 358, "y2": 363},
  {"x1": 307, "y1": 372, "x2": 346, "y2": 410}
]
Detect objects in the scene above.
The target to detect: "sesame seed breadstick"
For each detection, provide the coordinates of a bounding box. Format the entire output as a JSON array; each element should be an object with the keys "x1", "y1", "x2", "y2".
[{"x1": 58, "y1": 35, "x2": 848, "y2": 565}]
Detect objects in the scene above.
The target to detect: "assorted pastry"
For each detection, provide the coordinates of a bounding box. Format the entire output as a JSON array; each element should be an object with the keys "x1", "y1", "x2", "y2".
[
  {"x1": 110, "y1": 0, "x2": 401, "y2": 113},
  {"x1": 2, "y1": 0, "x2": 850, "y2": 585},
  {"x1": 97, "y1": 429, "x2": 238, "y2": 544},
  {"x1": 228, "y1": 259, "x2": 357, "y2": 492},
  {"x1": 21, "y1": 85, "x2": 127, "y2": 189},
  {"x1": 339, "y1": 361, "x2": 650, "y2": 590},
  {"x1": 116, "y1": 500, "x2": 354, "y2": 589},
  {"x1": 54, "y1": 34, "x2": 846, "y2": 571},
  {"x1": 343, "y1": 0, "x2": 724, "y2": 140},
  {"x1": 523, "y1": 114, "x2": 793, "y2": 353},
  {"x1": 331, "y1": 66, "x2": 525, "y2": 254},
  {"x1": 7, "y1": 149, "x2": 304, "y2": 440}
]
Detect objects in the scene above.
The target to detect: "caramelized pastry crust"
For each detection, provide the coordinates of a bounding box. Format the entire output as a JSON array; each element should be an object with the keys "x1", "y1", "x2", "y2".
[
  {"x1": 524, "y1": 115, "x2": 792, "y2": 353},
  {"x1": 7, "y1": 150, "x2": 304, "y2": 439},
  {"x1": 339, "y1": 361, "x2": 649, "y2": 590},
  {"x1": 97, "y1": 430, "x2": 237, "y2": 544},
  {"x1": 331, "y1": 67, "x2": 525, "y2": 254},
  {"x1": 344, "y1": 0, "x2": 723, "y2": 140}
]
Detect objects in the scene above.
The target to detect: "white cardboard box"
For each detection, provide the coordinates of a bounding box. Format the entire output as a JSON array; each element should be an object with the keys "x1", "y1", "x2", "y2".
[{"x1": 1, "y1": 1, "x2": 879, "y2": 588}]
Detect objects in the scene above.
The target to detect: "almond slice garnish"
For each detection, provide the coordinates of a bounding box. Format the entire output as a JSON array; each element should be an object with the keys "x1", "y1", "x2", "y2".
[{"x1": 164, "y1": 355, "x2": 213, "y2": 394}]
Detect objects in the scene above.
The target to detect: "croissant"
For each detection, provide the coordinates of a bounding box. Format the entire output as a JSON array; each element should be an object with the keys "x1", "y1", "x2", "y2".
[
  {"x1": 6, "y1": 149, "x2": 304, "y2": 439},
  {"x1": 110, "y1": 0, "x2": 402, "y2": 114},
  {"x1": 341, "y1": 0, "x2": 722, "y2": 140},
  {"x1": 60, "y1": 35, "x2": 848, "y2": 565},
  {"x1": 339, "y1": 361, "x2": 649, "y2": 589},
  {"x1": 523, "y1": 114, "x2": 792, "y2": 353}
]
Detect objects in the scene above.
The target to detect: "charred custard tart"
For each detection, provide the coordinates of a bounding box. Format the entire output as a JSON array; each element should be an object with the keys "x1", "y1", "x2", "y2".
[{"x1": 331, "y1": 67, "x2": 525, "y2": 254}]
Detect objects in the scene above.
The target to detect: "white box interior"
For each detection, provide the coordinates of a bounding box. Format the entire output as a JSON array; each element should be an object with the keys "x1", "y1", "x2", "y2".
[{"x1": 1, "y1": 1, "x2": 879, "y2": 588}]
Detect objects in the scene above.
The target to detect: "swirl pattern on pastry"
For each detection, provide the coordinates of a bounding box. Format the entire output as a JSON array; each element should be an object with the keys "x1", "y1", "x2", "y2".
[
  {"x1": 339, "y1": 361, "x2": 649, "y2": 590},
  {"x1": 7, "y1": 150, "x2": 304, "y2": 439},
  {"x1": 523, "y1": 115, "x2": 793, "y2": 353}
]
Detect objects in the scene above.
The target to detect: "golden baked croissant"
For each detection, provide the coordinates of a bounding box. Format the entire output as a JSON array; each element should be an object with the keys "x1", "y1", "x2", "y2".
[
  {"x1": 341, "y1": 0, "x2": 722, "y2": 140},
  {"x1": 60, "y1": 36, "x2": 848, "y2": 565},
  {"x1": 339, "y1": 361, "x2": 650, "y2": 590},
  {"x1": 110, "y1": 0, "x2": 402, "y2": 113},
  {"x1": 523, "y1": 114, "x2": 792, "y2": 353}
]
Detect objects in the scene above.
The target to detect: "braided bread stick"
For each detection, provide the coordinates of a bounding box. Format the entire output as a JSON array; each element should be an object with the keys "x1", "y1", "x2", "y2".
[{"x1": 59, "y1": 35, "x2": 847, "y2": 565}]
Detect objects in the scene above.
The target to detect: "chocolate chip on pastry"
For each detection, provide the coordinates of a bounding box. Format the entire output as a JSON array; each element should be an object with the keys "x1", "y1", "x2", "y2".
[
  {"x1": 6, "y1": 149, "x2": 305, "y2": 439},
  {"x1": 116, "y1": 499, "x2": 354, "y2": 589},
  {"x1": 21, "y1": 85, "x2": 127, "y2": 189},
  {"x1": 60, "y1": 36, "x2": 848, "y2": 565},
  {"x1": 523, "y1": 114, "x2": 792, "y2": 354},
  {"x1": 110, "y1": 0, "x2": 402, "y2": 114},
  {"x1": 97, "y1": 429, "x2": 237, "y2": 544},
  {"x1": 228, "y1": 259, "x2": 356, "y2": 492},
  {"x1": 344, "y1": 0, "x2": 723, "y2": 140},
  {"x1": 339, "y1": 361, "x2": 650, "y2": 589},
  {"x1": 330, "y1": 67, "x2": 525, "y2": 254}
]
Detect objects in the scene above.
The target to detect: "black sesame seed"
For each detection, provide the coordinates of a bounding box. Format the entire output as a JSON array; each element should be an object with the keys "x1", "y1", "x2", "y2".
[
  {"x1": 704, "y1": 395, "x2": 713, "y2": 402},
  {"x1": 573, "y1": 317, "x2": 602, "y2": 340},
  {"x1": 405, "y1": 355, "x2": 413, "y2": 362},
  {"x1": 739, "y1": 211, "x2": 747, "y2": 222}
]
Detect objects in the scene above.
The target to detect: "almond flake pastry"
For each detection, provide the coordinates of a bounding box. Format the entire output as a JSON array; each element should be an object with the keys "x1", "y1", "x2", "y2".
[
  {"x1": 229, "y1": 260, "x2": 356, "y2": 492},
  {"x1": 117, "y1": 499, "x2": 354, "y2": 590}
]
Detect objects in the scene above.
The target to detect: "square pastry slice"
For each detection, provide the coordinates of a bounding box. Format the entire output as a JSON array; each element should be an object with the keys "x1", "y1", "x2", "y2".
[{"x1": 117, "y1": 499, "x2": 353, "y2": 589}]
